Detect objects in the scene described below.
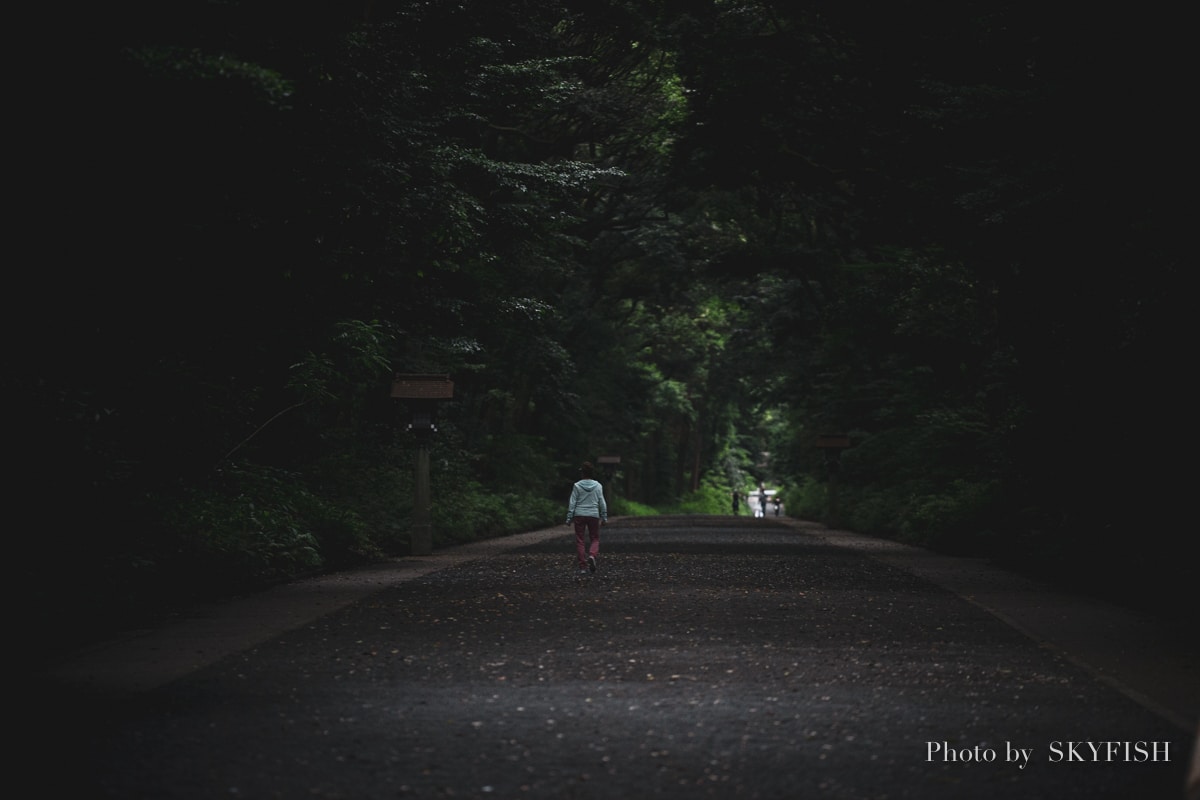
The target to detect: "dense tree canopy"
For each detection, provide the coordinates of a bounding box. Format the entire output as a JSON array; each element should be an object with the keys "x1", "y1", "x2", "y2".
[{"x1": 12, "y1": 1, "x2": 1189, "y2": 639}]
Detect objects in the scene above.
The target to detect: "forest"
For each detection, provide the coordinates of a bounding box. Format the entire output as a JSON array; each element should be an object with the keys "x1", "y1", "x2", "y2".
[{"x1": 12, "y1": 1, "x2": 1189, "y2": 643}]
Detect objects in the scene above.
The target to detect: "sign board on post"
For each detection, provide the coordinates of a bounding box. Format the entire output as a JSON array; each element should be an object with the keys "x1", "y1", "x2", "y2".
[
  {"x1": 391, "y1": 374, "x2": 453, "y2": 557},
  {"x1": 815, "y1": 434, "x2": 849, "y2": 528},
  {"x1": 391, "y1": 374, "x2": 454, "y2": 399},
  {"x1": 595, "y1": 456, "x2": 621, "y2": 515}
]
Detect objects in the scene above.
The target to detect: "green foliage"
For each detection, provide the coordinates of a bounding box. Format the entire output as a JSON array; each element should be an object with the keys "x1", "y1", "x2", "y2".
[
  {"x1": 475, "y1": 433, "x2": 561, "y2": 497},
  {"x1": 306, "y1": 451, "x2": 411, "y2": 560},
  {"x1": 163, "y1": 465, "x2": 333, "y2": 597},
  {"x1": 896, "y1": 479, "x2": 1003, "y2": 555},
  {"x1": 126, "y1": 45, "x2": 294, "y2": 106},
  {"x1": 665, "y1": 482, "x2": 729, "y2": 515},
  {"x1": 780, "y1": 477, "x2": 827, "y2": 522},
  {"x1": 22, "y1": 0, "x2": 1190, "y2": 631},
  {"x1": 839, "y1": 485, "x2": 907, "y2": 537},
  {"x1": 430, "y1": 481, "x2": 561, "y2": 547},
  {"x1": 614, "y1": 499, "x2": 660, "y2": 517}
]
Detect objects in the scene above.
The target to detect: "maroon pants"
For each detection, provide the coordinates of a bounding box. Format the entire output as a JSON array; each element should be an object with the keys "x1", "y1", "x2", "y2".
[{"x1": 573, "y1": 516, "x2": 601, "y2": 568}]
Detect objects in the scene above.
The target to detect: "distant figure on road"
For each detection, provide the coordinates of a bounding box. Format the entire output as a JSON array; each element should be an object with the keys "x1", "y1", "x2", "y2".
[
  {"x1": 757, "y1": 485, "x2": 767, "y2": 518},
  {"x1": 565, "y1": 461, "x2": 607, "y2": 576},
  {"x1": 731, "y1": 490, "x2": 741, "y2": 515},
  {"x1": 772, "y1": 496, "x2": 782, "y2": 516}
]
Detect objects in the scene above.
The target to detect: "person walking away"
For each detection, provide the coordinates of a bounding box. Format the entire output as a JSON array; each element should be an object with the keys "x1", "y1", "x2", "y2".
[
  {"x1": 757, "y1": 485, "x2": 768, "y2": 518},
  {"x1": 566, "y1": 462, "x2": 607, "y2": 575},
  {"x1": 731, "y1": 490, "x2": 741, "y2": 515}
]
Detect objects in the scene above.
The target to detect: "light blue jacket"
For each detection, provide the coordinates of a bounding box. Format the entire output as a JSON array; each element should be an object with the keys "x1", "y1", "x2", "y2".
[{"x1": 566, "y1": 478, "x2": 607, "y2": 523}]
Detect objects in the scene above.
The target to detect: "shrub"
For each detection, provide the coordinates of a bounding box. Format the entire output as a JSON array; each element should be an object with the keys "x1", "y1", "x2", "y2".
[
  {"x1": 431, "y1": 481, "x2": 561, "y2": 547},
  {"x1": 163, "y1": 464, "x2": 329, "y2": 599},
  {"x1": 308, "y1": 452, "x2": 411, "y2": 559},
  {"x1": 897, "y1": 478, "x2": 1003, "y2": 554},
  {"x1": 667, "y1": 483, "x2": 730, "y2": 514},
  {"x1": 842, "y1": 486, "x2": 905, "y2": 535},
  {"x1": 781, "y1": 476, "x2": 827, "y2": 521},
  {"x1": 616, "y1": 498, "x2": 660, "y2": 517}
]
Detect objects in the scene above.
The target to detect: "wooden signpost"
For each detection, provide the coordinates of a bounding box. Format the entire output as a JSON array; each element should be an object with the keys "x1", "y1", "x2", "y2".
[
  {"x1": 391, "y1": 374, "x2": 454, "y2": 556},
  {"x1": 596, "y1": 455, "x2": 620, "y2": 511},
  {"x1": 816, "y1": 434, "x2": 850, "y2": 528}
]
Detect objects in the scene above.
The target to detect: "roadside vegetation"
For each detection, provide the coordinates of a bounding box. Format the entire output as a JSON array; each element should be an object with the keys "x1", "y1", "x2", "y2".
[{"x1": 17, "y1": 2, "x2": 1187, "y2": 644}]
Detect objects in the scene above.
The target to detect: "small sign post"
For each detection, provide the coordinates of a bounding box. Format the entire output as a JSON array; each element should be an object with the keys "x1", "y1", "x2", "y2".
[
  {"x1": 392, "y1": 374, "x2": 454, "y2": 556},
  {"x1": 816, "y1": 434, "x2": 850, "y2": 528},
  {"x1": 596, "y1": 456, "x2": 620, "y2": 512}
]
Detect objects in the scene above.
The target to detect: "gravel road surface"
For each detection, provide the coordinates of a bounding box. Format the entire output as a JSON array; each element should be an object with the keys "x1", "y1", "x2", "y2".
[{"x1": 34, "y1": 516, "x2": 1198, "y2": 799}]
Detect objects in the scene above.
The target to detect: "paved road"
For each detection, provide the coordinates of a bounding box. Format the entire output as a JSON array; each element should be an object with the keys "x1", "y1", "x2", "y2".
[{"x1": 35, "y1": 516, "x2": 1198, "y2": 799}]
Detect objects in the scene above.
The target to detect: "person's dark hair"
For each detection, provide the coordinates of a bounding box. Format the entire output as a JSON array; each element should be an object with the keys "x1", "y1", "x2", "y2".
[{"x1": 580, "y1": 461, "x2": 594, "y2": 478}]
